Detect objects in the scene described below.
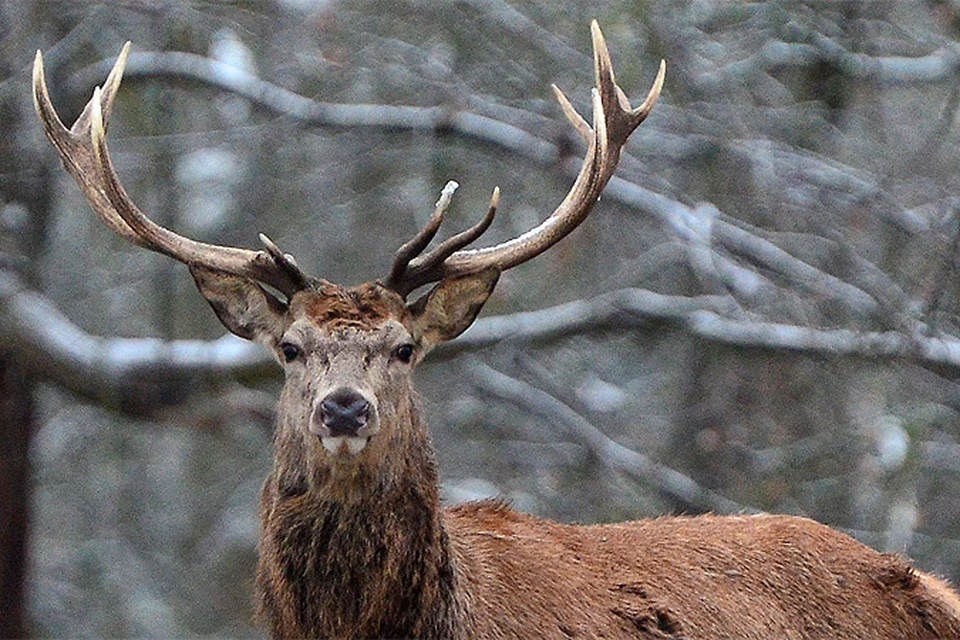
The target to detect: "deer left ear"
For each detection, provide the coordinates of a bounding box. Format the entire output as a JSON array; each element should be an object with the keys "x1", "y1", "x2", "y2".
[{"x1": 407, "y1": 268, "x2": 499, "y2": 351}]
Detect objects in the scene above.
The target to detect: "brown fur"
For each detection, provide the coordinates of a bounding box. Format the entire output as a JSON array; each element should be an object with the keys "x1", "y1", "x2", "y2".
[
  {"x1": 448, "y1": 502, "x2": 960, "y2": 639},
  {"x1": 301, "y1": 280, "x2": 405, "y2": 332},
  {"x1": 251, "y1": 283, "x2": 960, "y2": 640}
]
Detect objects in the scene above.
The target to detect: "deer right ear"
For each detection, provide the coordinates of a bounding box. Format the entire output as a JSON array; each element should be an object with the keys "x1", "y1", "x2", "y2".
[
  {"x1": 407, "y1": 268, "x2": 500, "y2": 352},
  {"x1": 189, "y1": 265, "x2": 287, "y2": 350}
]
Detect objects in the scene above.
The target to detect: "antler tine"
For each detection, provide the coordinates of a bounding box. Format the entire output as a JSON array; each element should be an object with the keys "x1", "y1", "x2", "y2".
[
  {"x1": 386, "y1": 186, "x2": 500, "y2": 297},
  {"x1": 33, "y1": 45, "x2": 146, "y2": 247},
  {"x1": 412, "y1": 187, "x2": 499, "y2": 271},
  {"x1": 386, "y1": 180, "x2": 458, "y2": 291},
  {"x1": 33, "y1": 43, "x2": 309, "y2": 298},
  {"x1": 382, "y1": 21, "x2": 665, "y2": 297}
]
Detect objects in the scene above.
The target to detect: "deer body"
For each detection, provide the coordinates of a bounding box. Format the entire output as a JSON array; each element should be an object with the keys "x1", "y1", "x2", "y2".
[
  {"x1": 33, "y1": 22, "x2": 960, "y2": 640},
  {"x1": 261, "y1": 450, "x2": 960, "y2": 639},
  {"x1": 251, "y1": 285, "x2": 960, "y2": 639},
  {"x1": 452, "y1": 506, "x2": 960, "y2": 639}
]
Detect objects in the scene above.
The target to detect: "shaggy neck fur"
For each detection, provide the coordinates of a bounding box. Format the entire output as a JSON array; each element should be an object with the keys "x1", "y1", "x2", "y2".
[{"x1": 255, "y1": 392, "x2": 463, "y2": 639}]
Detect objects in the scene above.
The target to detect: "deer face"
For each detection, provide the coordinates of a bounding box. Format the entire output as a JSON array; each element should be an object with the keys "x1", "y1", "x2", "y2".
[{"x1": 279, "y1": 285, "x2": 416, "y2": 460}]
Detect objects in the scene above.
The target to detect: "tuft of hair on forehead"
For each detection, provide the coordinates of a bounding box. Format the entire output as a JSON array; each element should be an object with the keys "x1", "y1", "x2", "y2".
[{"x1": 292, "y1": 281, "x2": 409, "y2": 332}]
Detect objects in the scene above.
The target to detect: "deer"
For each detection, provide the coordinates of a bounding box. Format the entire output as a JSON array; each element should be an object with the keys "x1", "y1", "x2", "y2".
[{"x1": 33, "y1": 21, "x2": 960, "y2": 640}]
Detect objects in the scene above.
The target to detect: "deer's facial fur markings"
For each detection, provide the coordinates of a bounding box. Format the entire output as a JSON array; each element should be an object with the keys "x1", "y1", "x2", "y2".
[
  {"x1": 297, "y1": 281, "x2": 408, "y2": 333},
  {"x1": 278, "y1": 288, "x2": 419, "y2": 483}
]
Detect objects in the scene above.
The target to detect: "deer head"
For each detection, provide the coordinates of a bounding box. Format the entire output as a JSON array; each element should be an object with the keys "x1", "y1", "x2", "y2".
[{"x1": 32, "y1": 23, "x2": 663, "y2": 493}]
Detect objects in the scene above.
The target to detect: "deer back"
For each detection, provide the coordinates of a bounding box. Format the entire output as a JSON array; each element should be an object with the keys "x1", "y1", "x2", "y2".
[{"x1": 446, "y1": 502, "x2": 960, "y2": 639}]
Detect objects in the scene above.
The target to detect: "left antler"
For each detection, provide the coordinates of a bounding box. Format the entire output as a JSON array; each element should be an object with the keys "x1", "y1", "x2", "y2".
[
  {"x1": 384, "y1": 20, "x2": 665, "y2": 297},
  {"x1": 32, "y1": 43, "x2": 309, "y2": 299}
]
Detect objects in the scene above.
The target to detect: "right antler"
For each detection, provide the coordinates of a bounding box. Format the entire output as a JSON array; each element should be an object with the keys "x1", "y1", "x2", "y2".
[
  {"x1": 32, "y1": 43, "x2": 310, "y2": 299},
  {"x1": 385, "y1": 20, "x2": 665, "y2": 297}
]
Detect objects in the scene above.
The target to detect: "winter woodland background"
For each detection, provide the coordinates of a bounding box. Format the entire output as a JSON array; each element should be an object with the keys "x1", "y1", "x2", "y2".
[{"x1": 2, "y1": 0, "x2": 960, "y2": 636}]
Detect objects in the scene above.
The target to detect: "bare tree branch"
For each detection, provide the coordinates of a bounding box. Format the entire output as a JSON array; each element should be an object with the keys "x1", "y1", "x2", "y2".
[
  {"x1": 0, "y1": 268, "x2": 269, "y2": 413},
  {"x1": 720, "y1": 35, "x2": 960, "y2": 86},
  {"x1": 10, "y1": 254, "x2": 960, "y2": 413},
  {"x1": 448, "y1": 288, "x2": 737, "y2": 354},
  {"x1": 74, "y1": 51, "x2": 560, "y2": 164},
  {"x1": 686, "y1": 311, "x2": 960, "y2": 371},
  {"x1": 456, "y1": 0, "x2": 590, "y2": 66},
  {"x1": 468, "y1": 359, "x2": 754, "y2": 514}
]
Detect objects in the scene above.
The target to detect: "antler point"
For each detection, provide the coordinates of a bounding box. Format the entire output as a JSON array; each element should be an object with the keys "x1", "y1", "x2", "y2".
[
  {"x1": 630, "y1": 59, "x2": 667, "y2": 122},
  {"x1": 591, "y1": 20, "x2": 611, "y2": 66},
  {"x1": 31, "y1": 50, "x2": 46, "y2": 105},
  {"x1": 441, "y1": 179, "x2": 459, "y2": 197},
  {"x1": 553, "y1": 84, "x2": 591, "y2": 141},
  {"x1": 259, "y1": 232, "x2": 277, "y2": 249},
  {"x1": 106, "y1": 42, "x2": 131, "y2": 93},
  {"x1": 90, "y1": 87, "x2": 105, "y2": 140},
  {"x1": 436, "y1": 180, "x2": 458, "y2": 209}
]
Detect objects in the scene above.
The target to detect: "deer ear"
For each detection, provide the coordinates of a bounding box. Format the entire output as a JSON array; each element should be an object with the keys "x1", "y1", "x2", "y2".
[
  {"x1": 189, "y1": 265, "x2": 287, "y2": 349},
  {"x1": 407, "y1": 268, "x2": 499, "y2": 351}
]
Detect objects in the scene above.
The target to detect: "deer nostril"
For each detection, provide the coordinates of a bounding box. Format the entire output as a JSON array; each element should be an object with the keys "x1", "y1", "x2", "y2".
[{"x1": 318, "y1": 388, "x2": 371, "y2": 437}]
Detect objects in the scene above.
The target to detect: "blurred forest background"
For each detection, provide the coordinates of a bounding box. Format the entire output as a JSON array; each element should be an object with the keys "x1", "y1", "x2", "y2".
[{"x1": 3, "y1": 0, "x2": 960, "y2": 636}]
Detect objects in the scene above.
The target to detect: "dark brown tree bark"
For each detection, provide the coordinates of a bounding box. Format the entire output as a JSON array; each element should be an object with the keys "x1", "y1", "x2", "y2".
[{"x1": 0, "y1": 360, "x2": 33, "y2": 639}]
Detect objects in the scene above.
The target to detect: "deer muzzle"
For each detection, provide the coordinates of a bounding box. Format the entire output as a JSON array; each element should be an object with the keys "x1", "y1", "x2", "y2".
[{"x1": 311, "y1": 387, "x2": 379, "y2": 456}]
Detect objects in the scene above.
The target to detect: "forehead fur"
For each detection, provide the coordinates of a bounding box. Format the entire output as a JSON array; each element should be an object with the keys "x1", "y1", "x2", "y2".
[{"x1": 289, "y1": 281, "x2": 408, "y2": 332}]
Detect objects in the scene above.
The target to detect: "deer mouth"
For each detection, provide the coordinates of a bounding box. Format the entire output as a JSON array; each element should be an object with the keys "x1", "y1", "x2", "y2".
[{"x1": 320, "y1": 435, "x2": 371, "y2": 456}]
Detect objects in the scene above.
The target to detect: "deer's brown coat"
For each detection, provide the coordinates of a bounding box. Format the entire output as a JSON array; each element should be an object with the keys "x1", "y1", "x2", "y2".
[{"x1": 253, "y1": 286, "x2": 960, "y2": 639}]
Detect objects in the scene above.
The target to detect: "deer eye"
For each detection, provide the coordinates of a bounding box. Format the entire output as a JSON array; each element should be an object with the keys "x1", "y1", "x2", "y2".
[
  {"x1": 393, "y1": 343, "x2": 415, "y2": 364},
  {"x1": 280, "y1": 342, "x2": 302, "y2": 363}
]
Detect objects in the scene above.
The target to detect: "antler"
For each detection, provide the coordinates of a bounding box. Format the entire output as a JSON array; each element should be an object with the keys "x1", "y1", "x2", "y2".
[
  {"x1": 34, "y1": 24, "x2": 662, "y2": 302},
  {"x1": 385, "y1": 20, "x2": 665, "y2": 298},
  {"x1": 32, "y1": 43, "x2": 309, "y2": 298}
]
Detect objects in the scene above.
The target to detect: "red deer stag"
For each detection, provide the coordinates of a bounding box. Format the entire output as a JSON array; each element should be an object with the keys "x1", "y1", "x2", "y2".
[{"x1": 33, "y1": 22, "x2": 960, "y2": 640}]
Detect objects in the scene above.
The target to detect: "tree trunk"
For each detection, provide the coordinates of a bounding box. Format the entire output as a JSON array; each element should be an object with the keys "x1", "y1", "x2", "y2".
[{"x1": 0, "y1": 360, "x2": 33, "y2": 638}]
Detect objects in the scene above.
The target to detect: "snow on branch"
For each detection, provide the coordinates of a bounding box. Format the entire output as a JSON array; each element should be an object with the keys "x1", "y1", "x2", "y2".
[
  {"x1": 722, "y1": 35, "x2": 960, "y2": 86},
  {"x1": 10, "y1": 249, "x2": 960, "y2": 416}
]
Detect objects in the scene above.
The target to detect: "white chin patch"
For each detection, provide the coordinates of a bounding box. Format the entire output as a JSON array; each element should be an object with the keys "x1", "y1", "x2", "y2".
[{"x1": 321, "y1": 436, "x2": 369, "y2": 456}]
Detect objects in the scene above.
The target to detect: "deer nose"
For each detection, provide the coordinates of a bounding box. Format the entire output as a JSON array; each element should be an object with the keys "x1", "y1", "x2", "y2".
[{"x1": 317, "y1": 388, "x2": 371, "y2": 437}]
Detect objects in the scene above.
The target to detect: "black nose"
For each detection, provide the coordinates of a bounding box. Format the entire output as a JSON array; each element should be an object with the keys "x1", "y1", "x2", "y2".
[{"x1": 318, "y1": 388, "x2": 370, "y2": 437}]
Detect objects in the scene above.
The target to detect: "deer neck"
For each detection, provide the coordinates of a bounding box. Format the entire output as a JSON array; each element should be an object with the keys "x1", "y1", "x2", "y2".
[{"x1": 257, "y1": 395, "x2": 463, "y2": 639}]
